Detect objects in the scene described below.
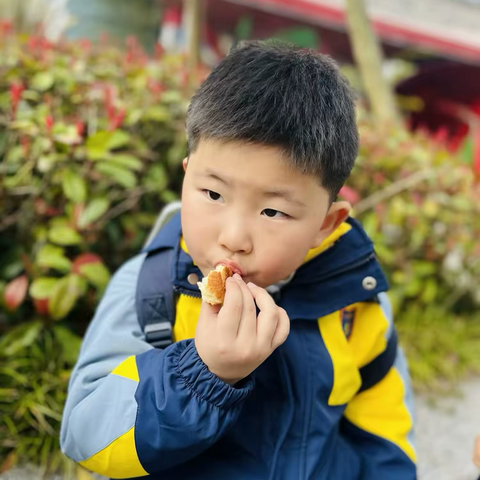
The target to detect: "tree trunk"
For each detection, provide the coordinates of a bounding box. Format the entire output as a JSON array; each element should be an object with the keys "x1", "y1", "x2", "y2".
[
  {"x1": 345, "y1": 0, "x2": 401, "y2": 126},
  {"x1": 183, "y1": 0, "x2": 202, "y2": 75}
]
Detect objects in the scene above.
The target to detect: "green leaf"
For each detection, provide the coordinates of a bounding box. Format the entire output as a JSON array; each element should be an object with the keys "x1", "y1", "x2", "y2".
[
  {"x1": 53, "y1": 125, "x2": 81, "y2": 146},
  {"x1": 95, "y1": 162, "x2": 137, "y2": 188},
  {"x1": 143, "y1": 106, "x2": 171, "y2": 122},
  {"x1": 61, "y1": 169, "x2": 87, "y2": 203},
  {"x1": 107, "y1": 130, "x2": 130, "y2": 150},
  {"x1": 36, "y1": 245, "x2": 72, "y2": 273},
  {"x1": 78, "y1": 262, "x2": 111, "y2": 291},
  {"x1": 421, "y1": 279, "x2": 438, "y2": 303},
  {"x1": 37, "y1": 155, "x2": 59, "y2": 173},
  {"x1": 86, "y1": 131, "x2": 111, "y2": 160},
  {"x1": 48, "y1": 275, "x2": 83, "y2": 320},
  {"x1": 458, "y1": 135, "x2": 474, "y2": 164},
  {"x1": 0, "y1": 321, "x2": 42, "y2": 356},
  {"x1": 31, "y1": 72, "x2": 55, "y2": 91},
  {"x1": 53, "y1": 325, "x2": 82, "y2": 366},
  {"x1": 5, "y1": 145, "x2": 24, "y2": 163},
  {"x1": 108, "y1": 154, "x2": 143, "y2": 171},
  {"x1": 161, "y1": 90, "x2": 182, "y2": 103},
  {"x1": 145, "y1": 164, "x2": 168, "y2": 190},
  {"x1": 50, "y1": 217, "x2": 70, "y2": 228},
  {"x1": 0, "y1": 257, "x2": 23, "y2": 279},
  {"x1": 48, "y1": 226, "x2": 82, "y2": 246},
  {"x1": 30, "y1": 277, "x2": 59, "y2": 299},
  {"x1": 86, "y1": 131, "x2": 131, "y2": 160},
  {"x1": 160, "y1": 190, "x2": 178, "y2": 203},
  {"x1": 78, "y1": 198, "x2": 110, "y2": 228}
]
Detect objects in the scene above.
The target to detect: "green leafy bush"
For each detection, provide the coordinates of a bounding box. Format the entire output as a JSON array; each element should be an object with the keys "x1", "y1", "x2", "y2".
[
  {"x1": 0, "y1": 30, "x2": 190, "y2": 324},
  {"x1": 342, "y1": 112, "x2": 480, "y2": 389},
  {"x1": 0, "y1": 29, "x2": 193, "y2": 473}
]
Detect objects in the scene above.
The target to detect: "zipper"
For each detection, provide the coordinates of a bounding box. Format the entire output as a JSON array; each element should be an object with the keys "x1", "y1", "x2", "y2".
[
  {"x1": 299, "y1": 329, "x2": 314, "y2": 480},
  {"x1": 173, "y1": 285, "x2": 201, "y2": 298},
  {"x1": 313, "y1": 430, "x2": 338, "y2": 477},
  {"x1": 268, "y1": 348, "x2": 294, "y2": 480}
]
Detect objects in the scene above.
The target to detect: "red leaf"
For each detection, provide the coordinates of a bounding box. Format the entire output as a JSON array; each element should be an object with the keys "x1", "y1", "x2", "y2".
[
  {"x1": 154, "y1": 43, "x2": 165, "y2": 59},
  {"x1": 0, "y1": 20, "x2": 13, "y2": 36},
  {"x1": 45, "y1": 115, "x2": 54, "y2": 131},
  {"x1": 0, "y1": 451, "x2": 17, "y2": 473},
  {"x1": 72, "y1": 253, "x2": 102, "y2": 275},
  {"x1": 34, "y1": 298, "x2": 50, "y2": 316},
  {"x1": 338, "y1": 185, "x2": 360, "y2": 204},
  {"x1": 373, "y1": 172, "x2": 386, "y2": 185},
  {"x1": 4, "y1": 275, "x2": 28, "y2": 311},
  {"x1": 474, "y1": 127, "x2": 480, "y2": 176},
  {"x1": 10, "y1": 81, "x2": 24, "y2": 119},
  {"x1": 76, "y1": 121, "x2": 85, "y2": 137}
]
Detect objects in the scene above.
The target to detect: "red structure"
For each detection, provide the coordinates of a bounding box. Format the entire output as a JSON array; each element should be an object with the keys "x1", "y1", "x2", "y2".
[{"x1": 161, "y1": 0, "x2": 480, "y2": 164}]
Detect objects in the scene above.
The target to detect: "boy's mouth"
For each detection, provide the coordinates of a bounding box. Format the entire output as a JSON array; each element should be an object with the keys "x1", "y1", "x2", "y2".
[{"x1": 215, "y1": 260, "x2": 245, "y2": 277}]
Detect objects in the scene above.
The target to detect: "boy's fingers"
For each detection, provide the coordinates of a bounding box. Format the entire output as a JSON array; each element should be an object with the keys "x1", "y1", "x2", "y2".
[
  {"x1": 235, "y1": 276, "x2": 257, "y2": 340},
  {"x1": 248, "y1": 283, "x2": 279, "y2": 348},
  {"x1": 247, "y1": 283, "x2": 277, "y2": 315},
  {"x1": 201, "y1": 302, "x2": 221, "y2": 316},
  {"x1": 218, "y1": 277, "x2": 243, "y2": 340},
  {"x1": 256, "y1": 309, "x2": 279, "y2": 350},
  {"x1": 271, "y1": 307, "x2": 290, "y2": 350}
]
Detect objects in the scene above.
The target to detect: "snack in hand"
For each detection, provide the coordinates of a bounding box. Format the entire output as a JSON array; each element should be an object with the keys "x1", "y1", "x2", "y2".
[{"x1": 197, "y1": 265, "x2": 233, "y2": 305}]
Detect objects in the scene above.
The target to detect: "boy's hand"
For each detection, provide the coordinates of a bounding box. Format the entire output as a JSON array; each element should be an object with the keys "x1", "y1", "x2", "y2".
[{"x1": 195, "y1": 273, "x2": 290, "y2": 385}]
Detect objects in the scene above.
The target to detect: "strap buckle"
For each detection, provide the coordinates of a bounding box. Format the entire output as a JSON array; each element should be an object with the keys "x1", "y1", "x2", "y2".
[{"x1": 144, "y1": 321, "x2": 173, "y2": 349}]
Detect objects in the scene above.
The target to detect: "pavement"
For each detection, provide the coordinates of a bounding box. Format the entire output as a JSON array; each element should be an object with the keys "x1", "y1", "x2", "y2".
[
  {"x1": 2, "y1": 378, "x2": 480, "y2": 480},
  {"x1": 415, "y1": 378, "x2": 480, "y2": 480}
]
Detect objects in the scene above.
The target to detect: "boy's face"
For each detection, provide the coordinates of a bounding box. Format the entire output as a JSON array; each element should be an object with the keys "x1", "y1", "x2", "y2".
[{"x1": 181, "y1": 140, "x2": 350, "y2": 288}]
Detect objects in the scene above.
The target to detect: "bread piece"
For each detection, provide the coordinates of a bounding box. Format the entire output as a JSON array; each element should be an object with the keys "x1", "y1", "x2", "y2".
[{"x1": 197, "y1": 265, "x2": 233, "y2": 305}]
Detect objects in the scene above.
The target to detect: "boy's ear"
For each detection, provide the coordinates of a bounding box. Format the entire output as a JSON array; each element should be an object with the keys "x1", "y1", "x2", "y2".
[
  {"x1": 312, "y1": 201, "x2": 351, "y2": 248},
  {"x1": 182, "y1": 157, "x2": 188, "y2": 172}
]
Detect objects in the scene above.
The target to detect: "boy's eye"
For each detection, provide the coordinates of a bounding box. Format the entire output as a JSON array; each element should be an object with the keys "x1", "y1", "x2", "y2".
[
  {"x1": 204, "y1": 190, "x2": 223, "y2": 202},
  {"x1": 262, "y1": 209, "x2": 287, "y2": 218}
]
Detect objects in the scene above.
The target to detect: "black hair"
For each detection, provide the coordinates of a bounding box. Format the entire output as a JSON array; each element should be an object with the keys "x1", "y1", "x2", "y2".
[{"x1": 186, "y1": 40, "x2": 359, "y2": 201}]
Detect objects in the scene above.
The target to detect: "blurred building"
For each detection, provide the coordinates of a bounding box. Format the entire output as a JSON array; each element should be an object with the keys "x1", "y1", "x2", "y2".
[
  {"x1": 66, "y1": 0, "x2": 161, "y2": 51},
  {"x1": 63, "y1": 0, "x2": 480, "y2": 146},
  {"x1": 162, "y1": 0, "x2": 480, "y2": 149}
]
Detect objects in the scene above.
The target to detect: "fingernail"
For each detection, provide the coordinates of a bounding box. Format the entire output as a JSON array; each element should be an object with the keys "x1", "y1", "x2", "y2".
[
  {"x1": 233, "y1": 273, "x2": 242, "y2": 280},
  {"x1": 247, "y1": 282, "x2": 257, "y2": 288}
]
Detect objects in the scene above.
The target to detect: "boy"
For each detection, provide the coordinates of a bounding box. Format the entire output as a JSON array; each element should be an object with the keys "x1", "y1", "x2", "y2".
[{"x1": 61, "y1": 41, "x2": 416, "y2": 479}]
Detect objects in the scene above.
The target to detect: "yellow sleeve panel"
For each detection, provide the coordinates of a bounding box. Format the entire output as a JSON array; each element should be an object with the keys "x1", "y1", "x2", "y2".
[
  {"x1": 111, "y1": 355, "x2": 140, "y2": 382},
  {"x1": 79, "y1": 426, "x2": 149, "y2": 478},
  {"x1": 344, "y1": 367, "x2": 416, "y2": 463},
  {"x1": 319, "y1": 311, "x2": 361, "y2": 406},
  {"x1": 346, "y1": 302, "x2": 389, "y2": 369}
]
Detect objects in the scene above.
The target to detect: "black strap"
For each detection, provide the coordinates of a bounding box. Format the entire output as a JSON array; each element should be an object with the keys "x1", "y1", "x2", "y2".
[
  {"x1": 136, "y1": 248, "x2": 176, "y2": 349},
  {"x1": 358, "y1": 328, "x2": 398, "y2": 393}
]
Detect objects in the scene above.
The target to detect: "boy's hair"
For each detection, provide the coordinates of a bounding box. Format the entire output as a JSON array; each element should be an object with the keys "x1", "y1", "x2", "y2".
[{"x1": 186, "y1": 40, "x2": 359, "y2": 202}]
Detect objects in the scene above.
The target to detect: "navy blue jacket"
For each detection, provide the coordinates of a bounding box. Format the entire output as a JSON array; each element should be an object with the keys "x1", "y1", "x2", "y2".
[{"x1": 61, "y1": 214, "x2": 416, "y2": 479}]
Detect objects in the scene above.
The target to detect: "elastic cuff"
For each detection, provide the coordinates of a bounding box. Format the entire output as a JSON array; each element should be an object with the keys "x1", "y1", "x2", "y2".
[{"x1": 176, "y1": 340, "x2": 254, "y2": 409}]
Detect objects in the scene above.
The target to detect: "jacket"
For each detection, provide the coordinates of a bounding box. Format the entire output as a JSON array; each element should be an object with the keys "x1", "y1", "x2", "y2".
[{"x1": 60, "y1": 213, "x2": 416, "y2": 479}]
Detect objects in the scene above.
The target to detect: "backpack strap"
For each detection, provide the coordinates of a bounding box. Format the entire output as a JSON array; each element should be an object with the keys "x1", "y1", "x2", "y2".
[
  {"x1": 136, "y1": 248, "x2": 176, "y2": 349},
  {"x1": 357, "y1": 328, "x2": 398, "y2": 393},
  {"x1": 136, "y1": 202, "x2": 182, "y2": 349}
]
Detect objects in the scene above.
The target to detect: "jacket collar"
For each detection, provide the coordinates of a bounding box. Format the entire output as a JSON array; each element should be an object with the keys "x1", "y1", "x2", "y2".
[{"x1": 143, "y1": 212, "x2": 389, "y2": 320}]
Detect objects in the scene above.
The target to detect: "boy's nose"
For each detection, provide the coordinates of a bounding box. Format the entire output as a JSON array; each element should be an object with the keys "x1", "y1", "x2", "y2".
[{"x1": 218, "y1": 221, "x2": 253, "y2": 255}]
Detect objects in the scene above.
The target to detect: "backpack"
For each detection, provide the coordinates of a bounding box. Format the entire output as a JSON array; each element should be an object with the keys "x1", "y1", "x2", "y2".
[{"x1": 135, "y1": 202, "x2": 397, "y2": 393}]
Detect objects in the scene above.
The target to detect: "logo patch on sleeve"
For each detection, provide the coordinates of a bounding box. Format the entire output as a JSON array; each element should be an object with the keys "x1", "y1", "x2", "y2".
[{"x1": 341, "y1": 309, "x2": 355, "y2": 340}]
